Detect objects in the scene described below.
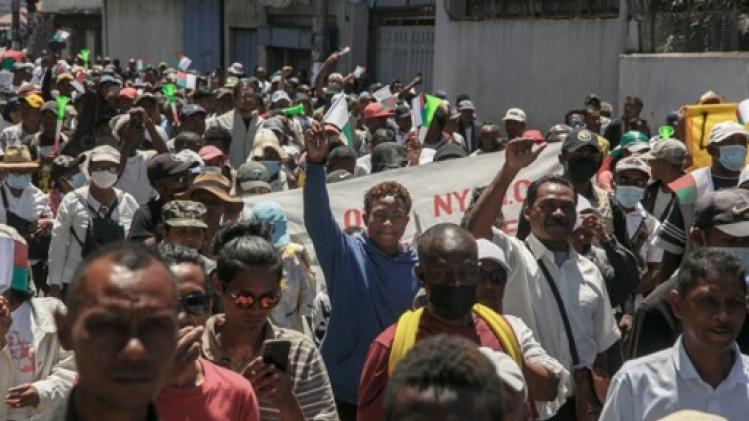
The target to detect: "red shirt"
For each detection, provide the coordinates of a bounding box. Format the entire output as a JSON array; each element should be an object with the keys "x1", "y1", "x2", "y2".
[
  {"x1": 357, "y1": 310, "x2": 506, "y2": 421},
  {"x1": 156, "y1": 357, "x2": 261, "y2": 421}
]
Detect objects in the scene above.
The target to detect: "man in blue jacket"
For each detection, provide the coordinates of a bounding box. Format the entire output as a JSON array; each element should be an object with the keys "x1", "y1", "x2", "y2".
[{"x1": 303, "y1": 120, "x2": 419, "y2": 419}]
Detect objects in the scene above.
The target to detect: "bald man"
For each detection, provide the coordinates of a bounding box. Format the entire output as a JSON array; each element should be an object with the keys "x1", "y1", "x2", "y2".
[
  {"x1": 54, "y1": 242, "x2": 179, "y2": 420},
  {"x1": 358, "y1": 223, "x2": 524, "y2": 420}
]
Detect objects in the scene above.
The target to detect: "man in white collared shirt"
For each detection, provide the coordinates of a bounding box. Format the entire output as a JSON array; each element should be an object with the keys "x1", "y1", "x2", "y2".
[
  {"x1": 466, "y1": 138, "x2": 620, "y2": 420},
  {"x1": 601, "y1": 248, "x2": 749, "y2": 421}
]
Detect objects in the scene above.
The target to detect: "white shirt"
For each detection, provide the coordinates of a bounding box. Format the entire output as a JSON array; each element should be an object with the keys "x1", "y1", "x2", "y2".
[
  {"x1": 600, "y1": 336, "x2": 749, "y2": 421},
  {"x1": 355, "y1": 154, "x2": 371, "y2": 176},
  {"x1": 115, "y1": 149, "x2": 158, "y2": 205},
  {"x1": 493, "y1": 229, "x2": 620, "y2": 399},
  {"x1": 506, "y1": 314, "x2": 570, "y2": 420},
  {"x1": 6, "y1": 301, "x2": 34, "y2": 419},
  {"x1": 623, "y1": 202, "x2": 663, "y2": 267},
  {"x1": 47, "y1": 186, "x2": 138, "y2": 286},
  {"x1": 0, "y1": 183, "x2": 51, "y2": 223}
]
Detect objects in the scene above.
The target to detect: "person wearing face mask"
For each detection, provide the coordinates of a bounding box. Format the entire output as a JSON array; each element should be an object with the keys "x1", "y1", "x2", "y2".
[
  {"x1": 654, "y1": 121, "x2": 749, "y2": 285},
  {"x1": 358, "y1": 224, "x2": 534, "y2": 421},
  {"x1": 612, "y1": 157, "x2": 663, "y2": 296},
  {"x1": 0, "y1": 145, "x2": 53, "y2": 295},
  {"x1": 47, "y1": 145, "x2": 139, "y2": 299},
  {"x1": 628, "y1": 188, "x2": 749, "y2": 359},
  {"x1": 249, "y1": 128, "x2": 290, "y2": 192},
  {"x1": 24, "y1": 101, "x2": 68, "y2": 193},
  {"x1": 466, "y1": 138, "x2": 621, "y2": 420}
]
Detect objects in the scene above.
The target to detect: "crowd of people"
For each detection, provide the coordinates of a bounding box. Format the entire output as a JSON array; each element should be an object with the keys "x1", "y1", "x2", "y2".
[{"x1": 0, "y1": 46, "x2": 747, "y2": 421}]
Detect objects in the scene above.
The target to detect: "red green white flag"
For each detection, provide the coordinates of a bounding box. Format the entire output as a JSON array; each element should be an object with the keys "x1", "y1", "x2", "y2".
[
  {"x1": 324, "y1": 93, "x2": 354, "y2": 146},
  {"x1": 668, "y1": 173, "x2": 698, "y2": 205}
]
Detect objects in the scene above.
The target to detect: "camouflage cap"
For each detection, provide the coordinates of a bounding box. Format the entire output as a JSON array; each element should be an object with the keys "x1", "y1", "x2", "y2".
[{"x1": 162, "y1": 200, "x2": 208, "y2": 229}]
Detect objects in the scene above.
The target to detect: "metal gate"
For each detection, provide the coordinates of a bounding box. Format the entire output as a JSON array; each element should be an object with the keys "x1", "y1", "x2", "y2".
[
  {"x1": 373, "y1": 23, "x2": 434, "y2": 91},
  {"x1": 183, "y1": 0, "x2": 222, "y2": 73}
]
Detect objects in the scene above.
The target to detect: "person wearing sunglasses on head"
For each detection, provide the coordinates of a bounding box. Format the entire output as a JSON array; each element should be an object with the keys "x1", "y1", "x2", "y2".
[
  {"x1": 200, "y1": 227, "x2": 338, "y2": 421},
  {"x1": 155, "y1": 243, "x2": 260, "y2": 421}
]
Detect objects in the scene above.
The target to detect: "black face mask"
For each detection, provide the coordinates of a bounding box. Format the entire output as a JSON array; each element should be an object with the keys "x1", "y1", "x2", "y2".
[
  {"x1": 428, "y1": 284, "x2": 477, "y2": 320},
  {"x1": 565, "y1": 157, "x2": 600, "y2": 184}
]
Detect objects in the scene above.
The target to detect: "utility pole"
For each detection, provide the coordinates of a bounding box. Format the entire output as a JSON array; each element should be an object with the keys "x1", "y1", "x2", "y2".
[
  {"x1": 311, "y1": 0, "x2": 327, "y2": 85},
  {"x1": 11, "y1": 0, "x2": 20, "y2": 49}
]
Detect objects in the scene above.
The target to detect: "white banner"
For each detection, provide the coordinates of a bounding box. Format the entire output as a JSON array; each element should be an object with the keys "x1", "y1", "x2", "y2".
[{"x1": 244, "y1": 143, "x2": 563, "y2": 274}]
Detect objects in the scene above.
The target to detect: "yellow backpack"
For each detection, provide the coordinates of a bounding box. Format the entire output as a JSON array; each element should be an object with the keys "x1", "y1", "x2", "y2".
[{"x1": 387, "y1": 303, "x2": 523, "y2": 375}]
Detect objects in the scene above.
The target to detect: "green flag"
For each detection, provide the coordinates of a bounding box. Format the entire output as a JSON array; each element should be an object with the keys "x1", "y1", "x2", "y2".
[
  {"x1": 78, "y1": 49, "x2": 90, "y2": 68},
  {"x1": 162, "y1": 83, "x2": 176, "y2": 103},
  {"x1": 283, "y1": 103, "x2": 305, "y2": 117},
  {"x1": 56, "y1": 96, "x2": 70, "y2": 120}
]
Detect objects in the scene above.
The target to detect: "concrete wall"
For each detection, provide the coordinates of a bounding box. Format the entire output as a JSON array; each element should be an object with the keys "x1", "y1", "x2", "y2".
[
  {"x1": 103, "y1": 0, "x2": 183, "y2": 64},
  {"x1": 619, "y1": 53, "x2": 749, "y2": 125},
  {"x1": 433, "y1": 1, "x2": 628, "y2": 131}
]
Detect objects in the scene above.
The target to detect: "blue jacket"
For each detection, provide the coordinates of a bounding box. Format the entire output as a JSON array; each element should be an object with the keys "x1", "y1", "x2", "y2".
[{"x1": 303, "y1": 164, "x2": 419, "y2": 404}]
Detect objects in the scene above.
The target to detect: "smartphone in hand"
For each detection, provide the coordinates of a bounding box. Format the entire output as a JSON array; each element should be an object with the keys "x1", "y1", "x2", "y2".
[{"x1": 262, "y1": 339, "x2": 291, "y2": 372}]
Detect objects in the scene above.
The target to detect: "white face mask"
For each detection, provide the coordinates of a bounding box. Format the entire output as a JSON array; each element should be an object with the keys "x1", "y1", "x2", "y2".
[{"x1": 90, "y1": 170, "x2": 118, "y2": 189}]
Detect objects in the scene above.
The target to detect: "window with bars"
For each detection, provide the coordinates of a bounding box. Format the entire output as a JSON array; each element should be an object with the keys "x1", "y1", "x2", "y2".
[{"x1": 444, "y1": 0, "x2": 620, "y2": 21}]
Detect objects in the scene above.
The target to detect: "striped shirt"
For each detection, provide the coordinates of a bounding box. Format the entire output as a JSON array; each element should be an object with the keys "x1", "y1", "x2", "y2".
[{"x1": 201, "y1": 315, "x2": 339, "y2": 421}]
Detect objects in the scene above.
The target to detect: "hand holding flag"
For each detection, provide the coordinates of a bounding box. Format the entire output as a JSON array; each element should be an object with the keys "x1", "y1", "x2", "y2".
[
  {"x1": 53, "y1": 96, "x2": 70, "y2": 153},
  {"x1": 78, "y1": 49, "x2": 90, "y2": 68},
  {"x1": 162, "y1": 83, "x2": 180, "y2": 126}
]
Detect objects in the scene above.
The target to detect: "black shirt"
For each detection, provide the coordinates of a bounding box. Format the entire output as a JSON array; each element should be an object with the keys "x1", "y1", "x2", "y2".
[
  {"x1": 65, "y1": 387, "x2": 159, "y2": 421},
  {"x1": 128, "y1": 197, "x2": 164, "y2": 241}
]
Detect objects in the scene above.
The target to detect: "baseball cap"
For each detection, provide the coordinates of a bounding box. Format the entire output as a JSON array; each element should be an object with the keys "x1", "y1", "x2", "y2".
[
  {"x1": 476, "y1": 238, "x2": 509, "y2": 272},
  {"x1": 640, "y1": 139, "x2": 688, "y2": 166},
  {"x1": 708, "y1": 121, "x2": 749, "y2": 145},
  {"x1": 562, "y1": 128, "x2": 599, "y2": 154},
  {"x1": 21, "y1": 93, "x2": 43, "y2": 109},
  {"x1": 249, "y1": 201, "x2": 290, "y2": 248},
  {"x1": 162, "y1": 200, "x2": 208, "y2": 229},
  {"x1": 271, "y1": 90, "x2": 292, "y2": 105},
  {"x1": 179, "y1": 103, "x2": 207, "y2": 119},
  {"x1": 198, "y1": 145, "x2": 225, "y2": 162},
  {"x1": 457, "y1": 100, "x2": 476, "y2": 112},
  {"x1": 228, "y1": 62, "x2": 245, "y2": 76},
  {"x1": 522, "y1": 129, "x2": 544, "y2": 142},
  {"x1": 363, "y1": 102, "x2": 394, "y2": 120},
  {"x1": 237, "y1": 161, "x2": 272, "y2": 193},
  {"x1": 56, "y1": 72, "x2": 74, "y2": 83},
  {"x1": 119, "y1": 87, "x2": 137, "y2": 100},
  {"x1": 89, "y1": 145, "x2": 120, "y2": 165},
  {"x1": 99, "y1": 74, "x2": 123, "y2": 87},
  {"x1": 611, "y1": 130, "x2": 650, "y2": 157},
  {"x1": 147, "y1": 153, "x2": 191, "y2": 182},
  {"x1": 614, "y1": 156, "x2": 651, "y2": 176},
  {"x1": 502, "y1": 108, "x2": 526, "y2": 123},
  {"x1": 433, "y1": 143, "x2": 467, "y2": 162},
  {"x1": 394, "y1": 104, "x2": 411, "y2": 119},
  {"x1": 694, "y1": 188, "x2": 749, "y2": 236},
  {"x1": 326, "y1": 169, "x2": 354, "y2": 183}
]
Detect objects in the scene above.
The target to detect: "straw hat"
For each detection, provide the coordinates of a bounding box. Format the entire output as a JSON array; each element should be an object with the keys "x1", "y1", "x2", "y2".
[{"x1": 0, "y1": 145, "x2": 39, "y2": 172}]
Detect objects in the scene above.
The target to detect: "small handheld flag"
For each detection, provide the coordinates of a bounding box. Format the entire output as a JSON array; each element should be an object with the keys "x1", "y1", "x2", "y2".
[
  {"x1": 53, "y1": 96, "x2": 70, "y2": 153},
  {"x1": 283, "y1": 103, "x2": 305, "y2": 117},
  {"x1": 162, "y1": 83, "x2": 180, "y2": 125}
]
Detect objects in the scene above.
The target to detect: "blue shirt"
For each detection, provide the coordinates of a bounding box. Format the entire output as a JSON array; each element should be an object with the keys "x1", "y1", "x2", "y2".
[{"x1": 303, "y1": 163, "x2": 419, "y2": 404}]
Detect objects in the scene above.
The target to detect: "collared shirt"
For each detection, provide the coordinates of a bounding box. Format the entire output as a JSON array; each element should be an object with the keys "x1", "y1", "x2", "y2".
[
  {"x1": 48, "y1": 186, "x2": 138, "y2": 286},
  {"x1": 600, "y1": 336, "x2": 749, "y2": 421},
  {"x1": 0, "y1": 183, "x2": 51, "y2": 223},
  {"x1": 201, "y1": 315, "x2": 339, "y2": 421},
  {"x1": 494, "y1": 229, "x2": 620, "y2": 399},
  {"x1": 116, "y1": 149, "x2": 158, "y2": 206}
]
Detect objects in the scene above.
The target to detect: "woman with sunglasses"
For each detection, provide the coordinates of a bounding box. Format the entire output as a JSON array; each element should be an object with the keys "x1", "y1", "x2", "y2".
[
  {"x1": 155, "y1": 243, "x2": 261, "y2": 421},
  {"x1": 201, "y1": 230, "x2": 338, "y2": 421}
]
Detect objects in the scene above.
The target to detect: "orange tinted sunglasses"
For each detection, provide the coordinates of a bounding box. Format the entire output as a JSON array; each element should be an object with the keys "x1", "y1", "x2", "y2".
[{"x1": 228, "y1": 289, "x2": 280, "y2": 310}]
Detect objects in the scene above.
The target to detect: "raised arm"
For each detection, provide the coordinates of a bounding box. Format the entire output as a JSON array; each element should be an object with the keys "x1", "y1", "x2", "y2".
[
  {"x1": 314, "y1": 53, "x2": 339, "y2": 98},
  {"x1": 465, "y1": 138, "x2": 546, "y2": 240}
]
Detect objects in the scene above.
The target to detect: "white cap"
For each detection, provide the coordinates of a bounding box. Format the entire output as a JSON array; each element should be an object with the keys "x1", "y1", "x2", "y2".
[
  {"x1": 478, "y1": 347, "x2": 527, "y2": 400},
  {"x1": 228, "y1": 62, "x2": 244, "y2": 76},
  {"x1": 271, "y1": 89, "x2": 292, "y2": 105},
  {"x1": 502, "y1": 108, "x2": 526, "y2": 123},
  {"x1": 615, "y1": 156, "x2": 651, "y2": 176},
  {"x1": 89, "y1": 145, "x2": 121, "y2": 165},
  {"x1": 476, "y1": 238, "x2": 509, "y2": 272},
  {"x1": 708, "y1": 121, "x2": 749, "y2": 145},
  {"x1": 656, "y1": 410, "x2": 727, "y2": 421}
]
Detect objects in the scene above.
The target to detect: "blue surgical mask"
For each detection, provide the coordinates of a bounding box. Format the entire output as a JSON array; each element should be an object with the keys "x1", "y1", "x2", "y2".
[
  {"x1": 5, "y1": 173, "x2": 31, "y2": 190},
  {"x1": 615, "y1": 185, "x2": 645, "y2": 209},
  {"x1": 718, "y1": 145, "x2": 747, "y2": 172},
  {"x1": 259, "y1": 160, "x2": 280, "y2": 178},
  {"x1": 68, "y1": 172, "x2": 86, "y2": 189}
]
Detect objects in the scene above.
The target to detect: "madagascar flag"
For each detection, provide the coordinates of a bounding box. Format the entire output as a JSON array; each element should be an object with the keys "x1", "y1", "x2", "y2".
[{"x1": 668, "y1": 173, "x2": 698, "y2": 205}]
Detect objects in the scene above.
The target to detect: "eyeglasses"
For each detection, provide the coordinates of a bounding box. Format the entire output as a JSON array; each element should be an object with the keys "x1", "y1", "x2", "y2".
[
  {"x1": 479, "y1": 268, "x2": 508, "y2": 285},
  {"x1": 227, "y1": 289, "x2": 280, "y2": 310},
  {"x1": 180, "y1": 293, "x2": 211, "y2": 315}
]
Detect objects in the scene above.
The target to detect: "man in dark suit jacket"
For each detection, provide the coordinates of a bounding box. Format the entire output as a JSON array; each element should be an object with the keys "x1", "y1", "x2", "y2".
[{"x1": 455, "y1": 100, "x2": 482, "y2": 154}]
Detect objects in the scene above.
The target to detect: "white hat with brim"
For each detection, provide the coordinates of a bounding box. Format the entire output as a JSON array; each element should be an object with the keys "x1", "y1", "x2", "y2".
[
  {"x1": 476, "y1": 238, "x2": 509, "y2": 272},
  {"x1": 708, "y1": 121, "x2": 749, "y2": 145}
]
